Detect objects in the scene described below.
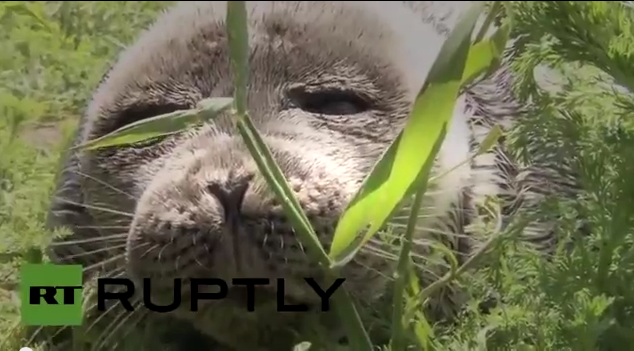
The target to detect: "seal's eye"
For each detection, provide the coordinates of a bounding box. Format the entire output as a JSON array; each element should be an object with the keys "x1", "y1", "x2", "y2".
[{"x1": 288, "y1": 88, "x2": 370, "y2": 116}]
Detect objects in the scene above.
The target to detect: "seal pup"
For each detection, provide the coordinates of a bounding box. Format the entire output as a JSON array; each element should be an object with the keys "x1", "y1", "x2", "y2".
[{"x1": 42, "y1": 1, "x2": 569, "y2": 350}]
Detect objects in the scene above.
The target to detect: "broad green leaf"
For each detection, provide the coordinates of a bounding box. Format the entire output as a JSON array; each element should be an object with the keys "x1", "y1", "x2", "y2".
[
  {"x1": 77, "y1": 97, "x2": 233, "y2": 150},
  {"x1": 328, "y1": 1, "x2": 488, "y2": 263}
]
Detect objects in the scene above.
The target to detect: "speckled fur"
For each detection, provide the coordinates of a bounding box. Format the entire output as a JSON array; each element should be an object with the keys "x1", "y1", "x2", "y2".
[{"x1": 43, "y1": 1, "x2": 572, "y2": 350}]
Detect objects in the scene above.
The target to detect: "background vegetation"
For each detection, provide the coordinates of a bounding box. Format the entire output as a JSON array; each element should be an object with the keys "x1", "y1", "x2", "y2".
[{"x1": 0, "y1": 1, "x2": 633, "y2": 350}]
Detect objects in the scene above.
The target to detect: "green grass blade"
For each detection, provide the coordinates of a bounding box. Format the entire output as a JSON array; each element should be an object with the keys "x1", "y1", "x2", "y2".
[
  {"x1": 388, "y1": 126, "x2": 505, "y2": 343},
  {"x1": 476, "y1": 124, "x2": 504, "y2": 155},
  {"x1": 226, "y1": 0, "x2": 248, "y2": 116},
  {"x1": 426, "y1": 124, "x2": 504, "y2": 189},
  {"x1": 226, "y1": 1, "x2": 327, "y2": 264},
  {"x1": 77, "y1": 97, "x2": 233, "y2": 150},
  {"x1": 388, "y1": 8, "x2": 509, "y2": 347},
  {"x1": 236, "y1": 115, "x2": 330, "y2": 263},
  {"x1": 225, "y1": 2, "x2": 372, "y2": 350},
  {"x1": 328, "y1": 130, "x2": 446, "y2": 269},
  {"x1": 462, "y1": 22, "x2": 511, "y2": 86},
  {"x1": 328, "y1": 1, "x2": 487, "y2": 263}
]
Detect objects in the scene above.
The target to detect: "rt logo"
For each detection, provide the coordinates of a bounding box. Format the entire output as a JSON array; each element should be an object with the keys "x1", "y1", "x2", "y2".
[{"x1": 20, "y1": 264, "x2": 83, "y2": 326}]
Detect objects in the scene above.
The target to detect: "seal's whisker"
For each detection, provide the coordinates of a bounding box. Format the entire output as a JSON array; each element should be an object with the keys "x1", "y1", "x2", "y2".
[
  {"x1": 175, "y1": 253, "x2": 182, "y2": 270},
  {"x1": 359, "y1": 246, "x2": 396, "y2": 261},
  {"x1": 24, "y1": 325, "x2": 46, "y2": 348},
  {"x1": 85, "y1": 292, "x2": 141, "y2": 328},
  {"x1": 409, "y1": 254, "x2": 455, "y2": 271},
  {"x1": 60, "y1": 243, "x2": 128, "y2": 261},
  {"x1": 82, "y1": 248, "x2": 141, "y2": 274},
  {"x1": 94, "y1": 299, "x2": 143, "y2": 351},
  {"x1": 194, "y1": 255, "x2": 206, "y2": 269},
  {"x1": 99, "y1": 267, "x2": 128, "y2": 280},
  {"x1": 389, "y1": 213, "x2": 442, "y2": 221},
  {"x1": 73, "y1": 169, "x2": 136, "y2": 200},
  {"x1": 50, "y1": 233, "x2": 129, "y2": 246},
  {"x1": 390, "y1": 205, "x2": 461, "y2": 219},
  {"x1": 95, "y1": 303, "x2": 142, "y2": 350},
  {"x1": 35, "y1": 289, "x2": 142, "y2": 349},
  {"x1": 140, "y1": 244, "x2": 160, "y2": 259},
  {"x1": 364, "y1": 240, "x2": 453, "y2": 269},
  {"x1": 40, "y1": 271, "x2": 131, "y2": 345},
  {"x1": 54, "y1": 196, "x2": 135, "y2": 218},
  {"x1": 82, "y1": 280, "x2": 129, "y2": 318},
  {"x1": 80, "y1": 252, "x2": 131, "y2": 277},
  {"x1": 369, "y1": 237, "x2": 464, "y2": 263},
  {"x1": 75, "y1": 225, "x2": 130, "y2": 230},
  {"x1": 353, "y1": 258, "x2": 394, "y2": 281},
  {"x1": 379, "y1": 225, "x2": 472, "y2": 240},
  {"x1": 358, "y1": 245, "x2": 446, "y2": 283},
  {"x1": 157, "y1": 242, "x2": 172, "y2": 261},
  {"x1": 107, "y1": 309, "x2": 150, "y2": 351}
]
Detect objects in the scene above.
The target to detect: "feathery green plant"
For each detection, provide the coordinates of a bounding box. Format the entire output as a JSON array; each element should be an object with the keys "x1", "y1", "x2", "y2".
[{"x1": 431, "y1": 2, "x2": 634, "y2": 350}]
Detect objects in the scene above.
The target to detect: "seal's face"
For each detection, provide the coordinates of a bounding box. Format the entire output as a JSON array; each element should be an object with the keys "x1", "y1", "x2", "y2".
[{"x1": 73, "y1": 1, "x2": 473, "y2": 331}]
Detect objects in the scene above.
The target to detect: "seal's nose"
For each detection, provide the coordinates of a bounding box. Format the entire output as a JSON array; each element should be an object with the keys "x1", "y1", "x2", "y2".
[
  {"x1": 205, "y1": 173, "x2": 254, "y2": 222},
  {"x1": 205, "y1": 172, "x2": 255, "y2": 276}
]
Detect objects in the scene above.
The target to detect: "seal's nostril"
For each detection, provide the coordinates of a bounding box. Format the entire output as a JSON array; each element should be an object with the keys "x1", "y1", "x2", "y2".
[{"x1": 206, "y1": 174, "x2": 253, "y2": 221}]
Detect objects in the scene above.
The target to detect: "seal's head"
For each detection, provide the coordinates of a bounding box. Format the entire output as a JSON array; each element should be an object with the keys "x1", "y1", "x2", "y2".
[{"x1": 52, "y1": 1, "x2": 492, "y2": 348}]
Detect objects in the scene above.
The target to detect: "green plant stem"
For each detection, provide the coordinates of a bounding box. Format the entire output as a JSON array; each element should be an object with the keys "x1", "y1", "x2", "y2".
[
  {"x1": 226, "y1": 2, "x2": 372, "y2": 350},
  {"x1": 226, "y1": 1, "x2": 329, "y2": 266},
  {"x1": 227, "y1": 1, "x2": 248, "y2": 116},
  {"x1": 233, "y1": 62, "x2": 373, "y2": 351},
  {"x1": 389, "y1": 188, "x2": 427, "y2": 351},
  {"x1": 235, "y1": 117, "x2": 331, "y2": 266}
]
